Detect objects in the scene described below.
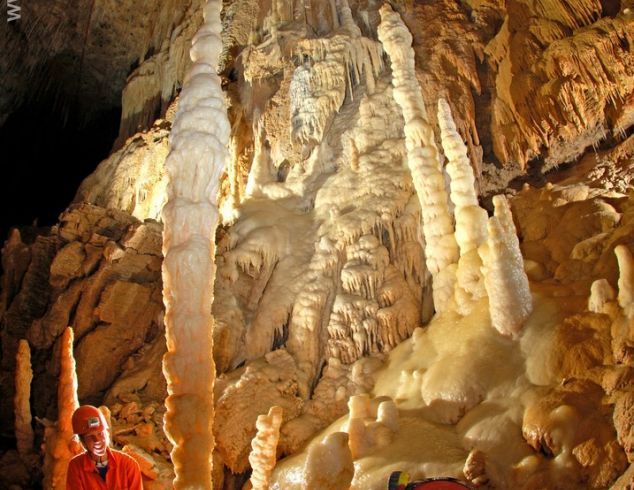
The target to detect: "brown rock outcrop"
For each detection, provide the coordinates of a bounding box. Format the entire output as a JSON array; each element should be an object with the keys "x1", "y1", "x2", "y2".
[
  {"x1": 486, "y1": 0, "x2": 634, "y2": 169},
  {"x1": 522, "y1": 379, "x2": 627, "y2": 488},
  {"x1": 0, "y1": 203, "x2": 163, "y2": 434}
]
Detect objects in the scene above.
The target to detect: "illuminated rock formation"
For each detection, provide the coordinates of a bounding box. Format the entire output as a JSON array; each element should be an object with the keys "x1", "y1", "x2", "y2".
[
  {"x1": 616, "y1": 245, "x2": 634, "y2": 316},
  {"x1": 75, "y1": 117, "x2": 171, "y2": 222},
  {"x1": 248, "y1": 405, "x2": 283, "y2": 490},
  {"x1": 347, "y1": 394, "x2": 398, "y2": 459},
  {"x1": 160, "y1": 0, "x2": 229, "y2": 486},
  {"x1": 589, "y1": 279, "x2": 616, "y2": 315},
  {"x1": 2, "y1": 1, "x2": 634, "y2": 489},
  {"x1": 378, "y1": 4, "x2": 458, "y2": 312},
  {"x1": 479, "y1": 195, "x2": 532, "y2": 338},
  {"x1": 14, "y1": 339, "x2": 33, "y2": 458},
  {"x1": 438, "y1": 98, "x2": 488, "y2": 314},
  {"x1": 42, "y1": 327, "x2": 82, "y2": 490},
  {"x1": 303, "y1": 432, "x2": 354, "y2": 490}
]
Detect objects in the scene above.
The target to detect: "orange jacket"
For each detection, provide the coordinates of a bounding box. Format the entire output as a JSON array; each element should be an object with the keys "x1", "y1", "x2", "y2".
[{"x1": 66, "y1": 447, "x2": 143, "y2": 490}]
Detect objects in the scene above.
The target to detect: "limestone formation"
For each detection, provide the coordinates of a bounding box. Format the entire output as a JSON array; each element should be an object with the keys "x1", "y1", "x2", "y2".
[
  {"x1": 42, "y1": 327, "x2": 82, "y2": 490},
  {"x1": 479, "y1": 195, "x2": 532, "y2": 338},
  {"x1": 378, "y1": 4, "x2": 459, "y2": 313},
  {"x1": 486, "y1": 2, "x2": 634, "y2": 169},
  {"x1": 303, "y1": 432, "x2": 354, "y2": 490},
  {"x1": 616, "y1": 245, "x2": 634, "y2": 316},
  {"x1": 589, "y1": 279, "x2": 617, "y2": 315},
  {"x1": 160, "y1": 0, "x2": 229, "y2": 486},
  {"x1": 75, "y1": 118, "x2": 171, "y2": 222},
  {"x1": 248, "y1": 406, "x2": 283, "y2": 490},
  {"x1": 438, "y1": 98, "x2": 488, "y2": 314},
  {"x1": 2, "y1": 1, "x2": 634, "y2": 489},
  {"x1": 14, "y1": 339, "x2": 33, "y2": 458}
]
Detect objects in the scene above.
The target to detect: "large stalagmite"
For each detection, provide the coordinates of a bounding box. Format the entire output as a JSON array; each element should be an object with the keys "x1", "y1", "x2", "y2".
[
  {"x1": 479, "y1": 195, "x2": 532, "y2": 338},
  {"x1": 438, "y1": 98, "x2": 488, "y2": 314},
  {"x1": 42, "y1": 327, "x2": 81, "y2": 489},
  {"x1": 160, "y1": 0, "x2": 229, "y2": 487},
  {"x1": 377, "y1": 4, "x2": 458, "y2": 313}
]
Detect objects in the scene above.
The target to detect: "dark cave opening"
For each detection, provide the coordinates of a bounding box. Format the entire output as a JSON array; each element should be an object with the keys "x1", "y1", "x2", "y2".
[{"x1": 0, "y1": 99, "x2": 121, "y2": 243}]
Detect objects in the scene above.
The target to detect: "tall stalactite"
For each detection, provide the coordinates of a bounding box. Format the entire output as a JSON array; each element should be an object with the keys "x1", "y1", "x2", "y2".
[{"x1": 160, "y1": 0, "x2": 230, "y2": 487}]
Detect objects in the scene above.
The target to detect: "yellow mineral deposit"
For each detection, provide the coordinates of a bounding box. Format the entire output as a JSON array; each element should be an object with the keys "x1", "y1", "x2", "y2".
[{"x1": 1, "y1": 1, "x2": 633, "y2": 489}]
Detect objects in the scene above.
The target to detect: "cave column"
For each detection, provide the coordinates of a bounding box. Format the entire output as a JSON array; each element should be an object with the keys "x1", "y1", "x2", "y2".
[{"x1": 161, "y1": 0, "x2": 230, "y2": 487}]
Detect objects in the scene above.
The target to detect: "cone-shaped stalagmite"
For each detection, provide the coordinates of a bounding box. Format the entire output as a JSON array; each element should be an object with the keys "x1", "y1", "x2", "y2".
[
  {"x1": 160, "y1": 0, "x2": 230, "y2": 487},
  {"x1": 438, "y1": 98, "x2": 488, "y2": 314},
  {"x1": 479, "y1": 197, "x2": 532, "y2": 338},
  {"x1": 615, "y1": 244, "x2": 634, "y2": 316},
  {"x1": 42, "y1": 327, "x2": 82, "y2": 489}
]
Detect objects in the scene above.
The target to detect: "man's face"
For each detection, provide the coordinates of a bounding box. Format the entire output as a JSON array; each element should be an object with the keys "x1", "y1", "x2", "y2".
[{"x1": 81, "y1": 429, "x2": 109, "y2": 459}]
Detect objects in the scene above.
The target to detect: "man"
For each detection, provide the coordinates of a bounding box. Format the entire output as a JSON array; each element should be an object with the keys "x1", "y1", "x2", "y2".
[{"x1": 66, "y1": 405, "x2": 143, "y2": 489}]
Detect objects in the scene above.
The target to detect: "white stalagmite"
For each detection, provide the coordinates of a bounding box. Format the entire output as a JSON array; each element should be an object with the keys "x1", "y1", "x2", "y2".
[
  {"x1": 588, "y1": 278, "x2": 616, "y2": 315},
  {"x1": 304, "y1": 432, "x2": 354, "y2": 489},
  {"x1": 479, "y1": 196, "x2": 532, "y2": 338},
  {"x1": 161, "y1": 0, "x2": 230, "y2": 487},
  {"x1": 43, "y1": 327, "x2": 82, "y2": 489},
  {"x1": 14, "y1": 339, "x2": 33, "y2": 458},
  {"x1": 347, "y1": 394, "x2": 399, "y2": 459},
  {"x1": 248, "y1": 406, "x2": 283, "y2": 490},
  {"x1": 438, "y1": 99, "x2": 487, "y2": 255},
  {"x1": 438, "y1": 98, "x2": 488, "y2": 314},
  {"x1": 377, "y1": 5, "x2": 458, "y2": 312},
  {"x1": 615, "y1": 245, "x2": 634, "y2": 317}
]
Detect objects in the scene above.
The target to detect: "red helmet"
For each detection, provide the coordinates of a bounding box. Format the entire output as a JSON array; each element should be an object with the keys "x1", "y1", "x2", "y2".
[{"x1": 71, "y1": 405, "x2": 109, "y2": 436}]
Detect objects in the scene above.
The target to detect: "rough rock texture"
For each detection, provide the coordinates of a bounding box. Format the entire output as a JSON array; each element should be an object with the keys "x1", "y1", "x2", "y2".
[
  {"x1": 485, "y1": 1, "x2": 634, "y2": 169},
  {"x1": 522, "y1": 380, "x2": 627, "y2": 489},
  {"x1": 0, "y1": 204, "x2": 163, "y2": 434},
  {"x1": 74, "y1": 117, "x2": 172, "y2": 221}
]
